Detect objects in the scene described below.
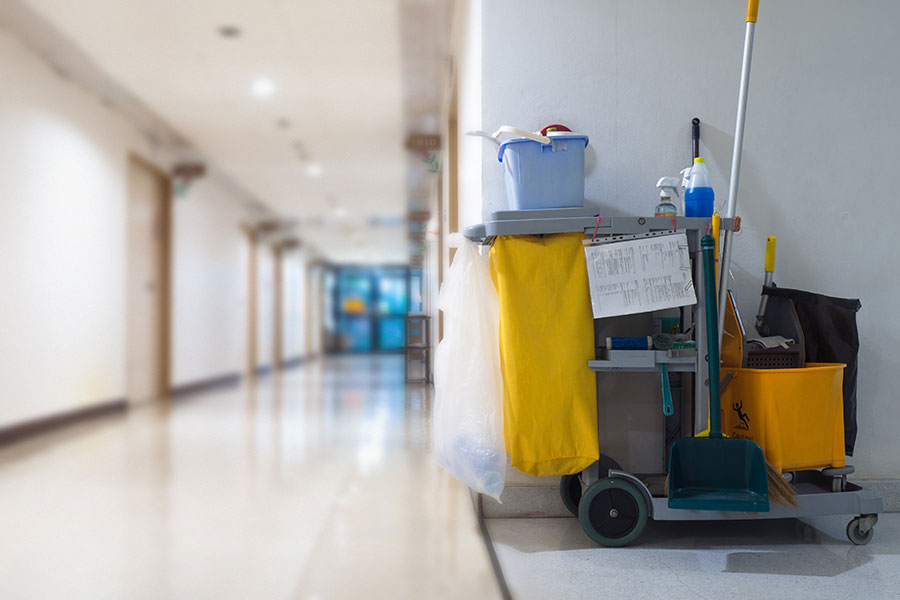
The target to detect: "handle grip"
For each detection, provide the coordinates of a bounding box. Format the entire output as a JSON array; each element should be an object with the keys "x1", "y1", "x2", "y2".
[
  {"x1": 660, "y1": 364, "x2": 674, "y2": 417},
  {"x1": 492, "y1": 126, "x2": 551, "y2": 145},
  {"x1": 692, "y1": 117, "x2": 700, "y2": 160},
  {"x1": 747, "y1": 0, "x2": 759, "y2": 22},
  {"x1": 712, "y1": 212, "x2": 721, "y2": 292},
  {"x1": 764, "y1": 235, "x2": 776, "y2": 273},
  {"x1": 701, "y1": 235, "x2": 723, "y2": 439}
]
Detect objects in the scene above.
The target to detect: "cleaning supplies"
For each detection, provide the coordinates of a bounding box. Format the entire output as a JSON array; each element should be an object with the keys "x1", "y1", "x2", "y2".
[
  {"x1": 469, "y1": 125, "x2": 589, "y2": 210},
  {"x1": 489, "y1": 233, "x2": 599, "y2": 476},
  {"x1": 667, "y1": 235, "x2": 770, "y2": 512},
  {"x1": 717, "y1": 0, "x2": 761, "y2": 348},
  {"x1": 606, "y1": 336, "x2": 652, "y2": 350},
  {"x1": 684, "y1": 157, "x2": 715, "y2": 217},
  {"x1": 655, "y1": 177, "x2": 680, "y2": 217},
  {"x1": 653, "y1": 307, "x2": 681, "y2": 335},
  {"x1": 755, "y1": 236, "x2": 777, "y2": 331}
]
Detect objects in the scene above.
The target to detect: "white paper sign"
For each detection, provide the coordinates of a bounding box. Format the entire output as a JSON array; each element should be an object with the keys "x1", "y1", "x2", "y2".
[{"x1": 584, "y1": 233, "x2": 696, "y2": 319}]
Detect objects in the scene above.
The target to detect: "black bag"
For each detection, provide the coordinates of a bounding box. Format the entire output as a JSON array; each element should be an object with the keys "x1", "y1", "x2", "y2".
[{"x1": 762, "y1": 286, "x2": 861, "y2": 455}]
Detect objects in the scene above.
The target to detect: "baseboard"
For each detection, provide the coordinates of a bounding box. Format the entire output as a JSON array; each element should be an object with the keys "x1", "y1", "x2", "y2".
[
  {"x1": 170, "y1": 372, "x2": 242, "y2": 398},
  {"x1": 281, "y1": 356, "x2": 305, "y2": 369},
  {"x1": 0, "y1": 398, "x2": 127, "y2": 447},
  {"x1": 482, "y1": 485, "x2": 571, "y2": 519}
]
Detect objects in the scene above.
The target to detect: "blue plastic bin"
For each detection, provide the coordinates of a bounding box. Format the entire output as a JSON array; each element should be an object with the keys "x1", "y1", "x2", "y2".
[{"x1": 497, "y1": 132, "x2": 589, "y2": 210}]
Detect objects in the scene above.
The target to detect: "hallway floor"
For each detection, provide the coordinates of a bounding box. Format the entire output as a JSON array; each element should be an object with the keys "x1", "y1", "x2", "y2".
[
  {"x1": 488, "y1": 512, "x2": 900, "y2": 599},
  {"x1": 0, "y1": 356, "x2": 502, "y2": 600}
]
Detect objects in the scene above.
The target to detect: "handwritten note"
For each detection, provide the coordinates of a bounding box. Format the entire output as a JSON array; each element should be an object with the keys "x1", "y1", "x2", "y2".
[{"x1": 584, "y1": 233, "x2": 696, "y2": 319}]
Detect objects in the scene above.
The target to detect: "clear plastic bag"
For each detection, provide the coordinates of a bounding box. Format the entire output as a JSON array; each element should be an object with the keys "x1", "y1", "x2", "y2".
[{"x1": 433, "y1": 237, "x2": 505, "y2": 500}]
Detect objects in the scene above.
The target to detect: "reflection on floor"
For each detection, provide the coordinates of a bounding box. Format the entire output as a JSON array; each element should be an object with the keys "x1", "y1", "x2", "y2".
[
  {"x1": 0, "y1": 356, "x2": 502, "y2": 600},
  {"x1": 488, "y1": 513, "x2": 900, "y2": 599}
]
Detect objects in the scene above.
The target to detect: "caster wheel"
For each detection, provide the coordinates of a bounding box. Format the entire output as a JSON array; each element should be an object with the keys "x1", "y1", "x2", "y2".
[
  {"x1": 560, "y1": 474, "x2": 583, "y2": 516},
  {"x1": 847, "y1": 518, "x2": 875, "y2": 545},
  {"x1": 831, "y1": 475, "x2": 847, "y2": 493},
  {"x1": 577, "y1": 477, "x2": 648, "y2": 547}
]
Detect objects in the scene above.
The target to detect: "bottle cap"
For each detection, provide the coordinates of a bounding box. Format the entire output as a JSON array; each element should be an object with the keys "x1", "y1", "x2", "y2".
[{"x1": 694, "y1": 157, "x2": 705, "y2": 163}]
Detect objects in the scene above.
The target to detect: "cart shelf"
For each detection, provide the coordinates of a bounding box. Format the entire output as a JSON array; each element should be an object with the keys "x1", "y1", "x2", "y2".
[{"x1": 588, "y1": 349, "x2": 697, "y2": 372}]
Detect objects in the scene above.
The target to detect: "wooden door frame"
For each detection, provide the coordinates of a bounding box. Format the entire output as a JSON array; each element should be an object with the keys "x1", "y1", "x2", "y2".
[
  {"x1": 127, "y1": 153, "x2": 172, "y2": 397},
  {"x1": 242, "y1": 225, "x2": 258, "y2": 377},
  {"x1": 438, "y1": 80, "x2": 459, "y2": 342},
  {"x1": 272, "y1": 243, "x2": 284, "y2": 370}
]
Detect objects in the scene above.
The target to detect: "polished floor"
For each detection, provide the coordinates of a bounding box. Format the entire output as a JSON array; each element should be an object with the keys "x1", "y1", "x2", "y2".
[
  {"x1": 488, "y1": 512, "x2": 900, "y2": 599},
  {"x1": 0, "y1": 356, "x2": 503, "y2": 600}
]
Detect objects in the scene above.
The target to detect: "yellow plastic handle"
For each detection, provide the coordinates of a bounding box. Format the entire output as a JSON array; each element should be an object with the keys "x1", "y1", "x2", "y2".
[
  {"x1": 747, "y1": 0, "x2": 759, "y2": 23},
  {"x1": 764, "y1": 235, "x2": 777, "y2": 273}
]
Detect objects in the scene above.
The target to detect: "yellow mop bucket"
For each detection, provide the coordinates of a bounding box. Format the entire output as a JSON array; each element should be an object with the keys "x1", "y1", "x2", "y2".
[{"x1": 721, "y1": 363, "x2": 846, "y2": 473}]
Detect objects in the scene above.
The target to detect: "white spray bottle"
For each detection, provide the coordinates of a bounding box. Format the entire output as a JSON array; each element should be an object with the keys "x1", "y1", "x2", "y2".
[{"x1": 655, "y1": 177, "x2": 681, "y2": 217}]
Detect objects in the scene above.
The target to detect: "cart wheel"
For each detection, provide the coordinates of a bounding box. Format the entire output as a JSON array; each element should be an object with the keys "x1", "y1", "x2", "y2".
[
  {"x1": 578, "y1": 477, "x2": 648, "y2": 547},
  {"x1": 831, "y1": 475, "x2": 847, "y2": 493},
  {"x1": 846, "y1": 518, "x2": 875, "y2": 545},
  {"x1": 560, "y1": 474, "x2": 583, "y2": 516}
]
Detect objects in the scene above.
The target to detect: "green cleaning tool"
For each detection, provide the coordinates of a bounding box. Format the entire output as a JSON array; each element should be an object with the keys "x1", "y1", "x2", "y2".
[{"x1": 667, "y1": 235, "x2": 770, "y2": 512}]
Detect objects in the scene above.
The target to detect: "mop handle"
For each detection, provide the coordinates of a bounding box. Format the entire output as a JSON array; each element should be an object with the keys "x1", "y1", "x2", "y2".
[
  {"x1": 717, "y1": 0, "x2": 759, "y2": 350},
  {"x1": 747, "y1": 0, "x2": 759, "y2": 22},
  {"x1": 702, "y1": 235, "x2": 723, "y2": 439}
]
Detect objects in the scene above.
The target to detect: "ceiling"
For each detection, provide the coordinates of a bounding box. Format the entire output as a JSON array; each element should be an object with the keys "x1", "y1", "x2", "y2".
[{"x1": 21, "y1": 0, "x2": 449, "y2": 263}]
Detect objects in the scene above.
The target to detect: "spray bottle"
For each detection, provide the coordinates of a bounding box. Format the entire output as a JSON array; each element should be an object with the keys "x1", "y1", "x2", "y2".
[
  {"x1": 655, "y1": 177, "x2": 680, "y2": 217},
  {"x1": 683, "y1": 157, "x2": 715, "y2": 217}
]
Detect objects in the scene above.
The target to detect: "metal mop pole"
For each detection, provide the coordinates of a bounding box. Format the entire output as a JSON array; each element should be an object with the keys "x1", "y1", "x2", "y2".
[{"x1": 717, "y1": 0, "x2": 759, "y2": 350}]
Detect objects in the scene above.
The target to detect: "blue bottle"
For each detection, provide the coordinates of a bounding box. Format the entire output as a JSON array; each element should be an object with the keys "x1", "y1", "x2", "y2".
[{"x1": 684, "y1": 157, "x2": 714, "y2": 217}]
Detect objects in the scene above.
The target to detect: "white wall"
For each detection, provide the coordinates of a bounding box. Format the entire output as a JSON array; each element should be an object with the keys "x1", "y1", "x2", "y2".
[
  {"x1": 307, "y1": 265, "x2": 324, "y2": 357},
  {"x1": 170, "y1": 178, "x2": 249, "y2": 387},
  {"x1": 0, "y1": 26, "x2": 257, "y2": 426},
  {"x1": 281, "y1": 249, "x2": 306, "y2": 362},
  {"x1": 0, "y1": 29, "x2": 144, "y2": 423},
  {"x1": 454, "y1": 0, "x2": 483, "y2": 231},
  {"x1": 463, "y1": 0, "x2": 900, "y2": 479}
]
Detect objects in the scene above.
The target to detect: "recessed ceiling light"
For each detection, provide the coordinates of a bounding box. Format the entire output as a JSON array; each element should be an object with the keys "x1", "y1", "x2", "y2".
[
  {"x1": 250, "y1": 77, "x2": 276, "y2": 98},
  {"x1": 306, "y1": 163, "x2": 323, "y2": 178},
  {"x1": 334, "y1": 206, "x2": 349, "y2": 219},
  {"x1": 218, "y1": 25, "x2": 241, "y2": 38}
]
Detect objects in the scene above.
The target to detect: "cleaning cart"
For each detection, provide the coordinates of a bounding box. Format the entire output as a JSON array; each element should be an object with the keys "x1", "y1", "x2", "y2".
[
  {"x1": 464, "y1": 209, "x2": 883, "y2": 546},
  {"x1": 460, "y1": 0, "x2": 882, "y2": 546}
]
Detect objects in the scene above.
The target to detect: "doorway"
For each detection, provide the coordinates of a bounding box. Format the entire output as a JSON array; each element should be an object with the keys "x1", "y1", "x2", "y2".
[{"x1": 126, "y1": 155, "x2": 171, "y2": 402}]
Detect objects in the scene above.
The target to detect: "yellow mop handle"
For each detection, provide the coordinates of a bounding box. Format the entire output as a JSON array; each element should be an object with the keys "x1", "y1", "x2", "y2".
[
  {"x1": 747, "y1": 0, "x2": 759, "y2": 22},
  {"x1": 764, "y1": 235, "x2": 777, "y2": 273},
  {"x1": 712, "y1": 212, "x2": 721, "y2": 292}
]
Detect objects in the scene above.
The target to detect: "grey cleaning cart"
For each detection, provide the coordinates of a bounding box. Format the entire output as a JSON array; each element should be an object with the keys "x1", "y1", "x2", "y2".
[{"x1": 465, "y1": 207, "x2": 882, "y2": 547}]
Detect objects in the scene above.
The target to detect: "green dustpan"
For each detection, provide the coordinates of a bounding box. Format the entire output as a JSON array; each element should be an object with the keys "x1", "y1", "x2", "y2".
[{"x1": 668, "y1": 235, "x2": 770, "y2": 512}]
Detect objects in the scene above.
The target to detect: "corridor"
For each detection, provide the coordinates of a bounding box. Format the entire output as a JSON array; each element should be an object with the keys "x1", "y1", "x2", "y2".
[{"x1": 0, "y1": 357, "x2": 502, "y2": 600}]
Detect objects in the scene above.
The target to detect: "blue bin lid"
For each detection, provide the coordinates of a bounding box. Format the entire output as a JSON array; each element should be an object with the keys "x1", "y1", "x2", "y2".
[{"x1": 498, "y1": 132, "x2": 589, "y2": 162}]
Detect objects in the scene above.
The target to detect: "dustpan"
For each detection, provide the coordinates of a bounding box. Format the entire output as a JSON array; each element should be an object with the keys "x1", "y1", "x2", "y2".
[{"x1": 668, "y1": 236, "x2": 770, "y2": 512}]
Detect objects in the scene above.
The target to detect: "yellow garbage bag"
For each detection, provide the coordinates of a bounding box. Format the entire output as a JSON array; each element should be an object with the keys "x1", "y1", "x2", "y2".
[{"x1": 489, "y1": 233, "x2": 599, "y2": 476}]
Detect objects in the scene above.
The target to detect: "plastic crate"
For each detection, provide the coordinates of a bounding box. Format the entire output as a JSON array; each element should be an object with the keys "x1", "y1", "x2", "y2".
[{"x1": 720, "y1": 363, "x2": 846, "y2": 473}]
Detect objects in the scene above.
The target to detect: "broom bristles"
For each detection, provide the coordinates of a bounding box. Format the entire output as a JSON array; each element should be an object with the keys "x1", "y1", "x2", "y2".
[{"x1": 767, "y1": 461, "x2": 798, "y2": 507}]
